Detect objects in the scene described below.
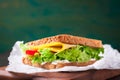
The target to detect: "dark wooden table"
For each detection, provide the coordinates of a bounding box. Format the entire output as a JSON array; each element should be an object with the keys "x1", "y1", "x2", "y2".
[{"x1": 0, "y1": 66, "x2": 120, "y2": 80}]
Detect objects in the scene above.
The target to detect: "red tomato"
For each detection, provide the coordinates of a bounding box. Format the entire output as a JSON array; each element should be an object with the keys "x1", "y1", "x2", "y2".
[{"x1": 26, "y1": 50, "x2": 37, "y2": 56}]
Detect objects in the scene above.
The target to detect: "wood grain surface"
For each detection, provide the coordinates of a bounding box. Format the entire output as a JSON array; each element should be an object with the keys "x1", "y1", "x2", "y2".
[{"x1": 0, "y1": 66, "x2": 120, "y2": 80}]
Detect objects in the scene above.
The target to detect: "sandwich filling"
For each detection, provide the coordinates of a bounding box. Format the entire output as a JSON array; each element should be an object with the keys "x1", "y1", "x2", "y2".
[{"x1": 20, "y1": 42, "x2": 104, "y2": 64}]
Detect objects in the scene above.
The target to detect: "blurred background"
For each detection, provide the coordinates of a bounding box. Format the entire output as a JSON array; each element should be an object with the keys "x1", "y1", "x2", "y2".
[{"x1": 0, "y1": 0, "x2": 120, "y2": 66}]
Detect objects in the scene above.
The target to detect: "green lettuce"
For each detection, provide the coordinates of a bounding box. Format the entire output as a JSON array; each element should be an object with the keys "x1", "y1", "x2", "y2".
[
  {"x1": 20, "y1": 43, "x2": 104, "y2": 63},
  {"x1": 56, "y1": 45, "x2": 104, "y2": 62},
  {"x1": 20, "y1": 43, "x2": 29, "y2": 52}
]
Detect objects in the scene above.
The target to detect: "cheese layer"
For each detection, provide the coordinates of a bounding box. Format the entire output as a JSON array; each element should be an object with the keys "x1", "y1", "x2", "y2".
[{"x1": 28, "y1": 42, "x2": 76, "y2": 52}]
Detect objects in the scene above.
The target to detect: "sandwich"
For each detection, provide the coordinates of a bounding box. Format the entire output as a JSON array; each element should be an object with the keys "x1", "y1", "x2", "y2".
[{"x1": 20, "y1": 34, "x2": 104, "y2": 69}]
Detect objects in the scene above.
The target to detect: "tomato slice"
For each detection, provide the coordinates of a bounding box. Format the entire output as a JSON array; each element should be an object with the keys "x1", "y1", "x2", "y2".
[{"x1": 26, "y1": 50, "x2": 37, "y2": 56}]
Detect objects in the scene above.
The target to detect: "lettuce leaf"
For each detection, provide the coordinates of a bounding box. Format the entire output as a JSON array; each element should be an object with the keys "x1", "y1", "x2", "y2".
[
  {"x1": 56, "y1": 45, "x2": 104, "y2": 62},
  {"x1": 39, "y1": 48, "x2": 56, "y2": 62},
  {"x1": 20, "y1": 43, "x2": 29, "y2": 52},
  {"x1": 20, "y1": 43, "x2": 104, "y2": 63}
]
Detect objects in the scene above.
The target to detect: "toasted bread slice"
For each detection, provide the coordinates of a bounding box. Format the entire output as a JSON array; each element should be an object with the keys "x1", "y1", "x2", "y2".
[
  {"x1": 22, "y1": 57, "x2": 96, "y2": 70},
  {"x1": 27, "y1": 34, "x2": 103, "y2": 48}
]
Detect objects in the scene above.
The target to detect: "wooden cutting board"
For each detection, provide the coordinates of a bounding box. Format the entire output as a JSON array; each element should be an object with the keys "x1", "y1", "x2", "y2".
[{"x1": 0, "y1": 66, "x2": 120, "y2": 80}]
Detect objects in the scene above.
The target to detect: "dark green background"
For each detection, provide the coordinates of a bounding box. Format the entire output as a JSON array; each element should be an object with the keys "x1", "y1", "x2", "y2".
[{"x1": 0, "y1": 0, "x2": 120, "y2": 54}]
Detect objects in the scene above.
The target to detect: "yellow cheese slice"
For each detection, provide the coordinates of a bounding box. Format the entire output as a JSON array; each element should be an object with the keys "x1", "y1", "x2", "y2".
[{"x1": 29, "y1": 42, "x2": 76, "y2": 52}]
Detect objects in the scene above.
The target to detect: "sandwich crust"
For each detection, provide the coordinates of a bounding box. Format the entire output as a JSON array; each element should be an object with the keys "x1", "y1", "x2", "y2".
[
  {"x1": 22, "y1": 57, "x2": 96, "y2": 70},
  {"x1": 27, "y1": 34, "x2": 103, "y2": 48}
]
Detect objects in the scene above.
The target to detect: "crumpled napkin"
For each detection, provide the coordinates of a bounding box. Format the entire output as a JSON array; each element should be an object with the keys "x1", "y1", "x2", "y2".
[{"x1": 6, "y1": 41, "x2": 120, "y2": 74}]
